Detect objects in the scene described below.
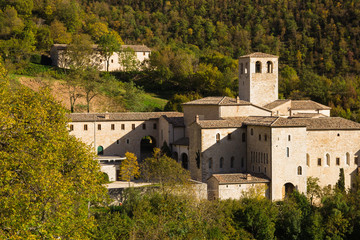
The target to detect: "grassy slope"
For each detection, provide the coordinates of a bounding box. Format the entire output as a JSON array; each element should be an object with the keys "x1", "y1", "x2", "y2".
[{"x1": 13, "y1": 74, "x2": 168, "y2": 113}]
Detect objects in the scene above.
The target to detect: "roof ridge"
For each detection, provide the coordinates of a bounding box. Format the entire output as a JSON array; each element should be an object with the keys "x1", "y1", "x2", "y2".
[
  {"x1": 270, "y1": 117, "x2": 281, "y2": 126},
  {"x1": 218, "y1": 96, "x2": 227, "y2": 105}
]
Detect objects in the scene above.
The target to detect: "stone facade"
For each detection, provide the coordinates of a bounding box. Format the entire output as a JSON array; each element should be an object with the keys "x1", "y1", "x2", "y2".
[{"x1": 68, "y1": 52, "x2": 360, "y2": 201}]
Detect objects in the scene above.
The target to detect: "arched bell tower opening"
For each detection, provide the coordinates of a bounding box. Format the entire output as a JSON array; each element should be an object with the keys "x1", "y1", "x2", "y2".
[{"x1": 238, "y1": 52, "x2": 279, "y2": 107}]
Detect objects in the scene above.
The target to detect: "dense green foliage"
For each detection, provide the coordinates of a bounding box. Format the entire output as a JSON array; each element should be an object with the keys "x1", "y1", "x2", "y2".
[
  {"x1": 93, "y1": 185, "x2": 360, "y2": 240},
  {"x1": 0, "y1": 61, "x2": 107, "y2": 238},
  {"x1": 1, "y1": 0, "x2": 360, "y2": 116}
]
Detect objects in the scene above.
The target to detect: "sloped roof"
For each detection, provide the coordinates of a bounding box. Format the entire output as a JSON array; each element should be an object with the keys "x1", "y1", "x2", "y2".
[
  {"x1": 290, "y1": 113, "x2": 327, "y2": 118},
  {"x1": 196, "y1": 117, "x2": 248, "y2": 129},
  {"x1": 239, "y1": 52, "x2": 278, "y2": 58},
  {"x1": 69, "y1": 112, "x2": 183, "y2": 122},
  {"x1": 183, "y1": 96, "x2": 251, "y2": 106},
  {"x1": 210, "y1": 173, "x2": 270, "y2": 184},
  {"x1": 291, "y1": 100, "x2": 331, "y2": 110},
  {"x1": 173, "y1": 137, "x2": 189, "y2": 146},
  {"x1": 263, "y1": 99, "x2": 290, "y2": 109}
]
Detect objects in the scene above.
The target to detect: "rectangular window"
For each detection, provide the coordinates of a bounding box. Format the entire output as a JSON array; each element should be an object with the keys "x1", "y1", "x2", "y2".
[
  {"x1": 143, "y1": 52, "x2": 146, "y2": 56},
  {"x1": 142, "y1": 124, "x2": 146, "y2": 130},
  {"x1": 84, "y1": 124, "x2": 88, "y2": 131},
  {"x1": 121, "y1": 124, "x2": 125, "y2": 130},
  {"x1": 264, "y1": 134, "x2": 267, "y2": 141},
  {"x1": 111, "y1": 59, "x2": 114, "y2": 63},
  {"x1": 69, "y1": 124, "x2": 74, "y2": 131},
  {"x1": 98, "y1": 124, "x2": 101, "y2": 130},
  {"x1": 318, "y1": 158, "x2": 322, "y2": 166},
  {"x1": 355, "y1": 156, "x2": 359, "y2": 165},
  {"x1": 259, "y1": 134, "x2": 261, "y2": 141},
  {"x1": 227, "y1": 133, "x2": 232, "y2": 140},
  {"x1": 153, "y1": 123, "x2": 157, "y2": 129},
  {"x1": 111, "y1": 124, "x2": 115, "y2": 130},
  {"x1": 116, "y1": 140, "x2": 119, "y2": 144},
  {"x1": 286, "y1": 147, "x2": 289, "y2": 157},
  {"x1": 336, "y1": 158, "x2": 340, "y2": 165},
  {"x1": 132, "y1": 124, "x2": 135, "y2": 130}
]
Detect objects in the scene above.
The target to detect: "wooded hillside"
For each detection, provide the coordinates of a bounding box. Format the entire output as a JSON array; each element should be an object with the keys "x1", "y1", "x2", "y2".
[{"x1": 1, "y1": 0, "x2": 360, "y2": 119}]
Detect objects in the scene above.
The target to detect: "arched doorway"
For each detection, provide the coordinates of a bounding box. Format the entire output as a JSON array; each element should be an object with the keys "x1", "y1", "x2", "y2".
[
  {"x1": 181, "y1": 153, "x2": 188, "y2": 169},
  {"x1": 97, "y1": 146, "x2": 104, "y2": 155},
  {"x1": 140, "y1": 136, "x2": 156, "y2": 161},
  {"x1": 282, "y1": 182, "x2": 295, "y2": 199}
]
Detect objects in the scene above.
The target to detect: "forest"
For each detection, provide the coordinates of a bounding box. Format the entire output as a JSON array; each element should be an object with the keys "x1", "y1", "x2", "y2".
[{"x1": 1, "y1": 0, "x2": 360, "y2": 119}]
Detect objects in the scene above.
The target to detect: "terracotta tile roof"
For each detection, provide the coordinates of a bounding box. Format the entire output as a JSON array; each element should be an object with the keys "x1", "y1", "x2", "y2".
[
  {"x1": 52, "y1": 44, "x2": 151, "y2": 52},
  {"x1": 183, "y1": 96, "x2": 251, "y2": 106},
  {"x1": 173, "y1": 137, "x2": 189, "y2": 146},
  {"x1": 239, "y1": 52, "x2": 278, "y2": 58},
  {"x1": 290, "y1": 113, "x2": 327, "y2": 118},
  {"x1": 162, "y1": 116, "x2": 185, "y2": 127},
  {"x1": 210, "y1": 173, "x2": 270, "y2": 184},
  {"x1": 197, "y1": 117, "x2": 248, "y2": 128},
  {"x1": 263, "y1": 99, "x2": 290, "y2": 109},
  {"x1": 273, "y1": 117, "x2": 360, "y2": 130},
  {"x1": 69, "y1": 112, "x2": 183, "y2": 122},
  {"x1": 291, "y1": 100, "x2": 331, "y2": 110},
  {"x1": 197, "y1": 116, "x2": 360, "y2": 130}
]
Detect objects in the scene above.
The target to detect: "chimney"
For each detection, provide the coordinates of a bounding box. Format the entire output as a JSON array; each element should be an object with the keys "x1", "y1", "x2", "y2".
[
  {"x1": 246, "y1": 173, "x2": 252, "y2": 181},
  {"x1": 236, "y1": 96, "x2": 240, "y2": 103},
  {"x1": 195, "y1": 115, "x2": 199, "y2": 123}
]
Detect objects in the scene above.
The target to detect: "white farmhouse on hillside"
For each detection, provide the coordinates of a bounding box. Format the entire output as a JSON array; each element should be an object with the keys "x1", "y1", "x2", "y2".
[{"x1": 50, "y1": 44, "x2": 151, "y2": 71}]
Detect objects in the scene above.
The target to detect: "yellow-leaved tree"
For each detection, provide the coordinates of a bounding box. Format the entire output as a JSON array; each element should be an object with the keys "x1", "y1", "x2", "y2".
[
  {"x1": 0, "y1": 60, "x2": 107, "y2": 239},
  {"x1": 120, "y1": 152, "x2": 140, "y2": 181}
]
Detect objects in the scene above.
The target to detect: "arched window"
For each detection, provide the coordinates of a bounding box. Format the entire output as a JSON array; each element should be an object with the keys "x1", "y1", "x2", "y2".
[
  {"x1": 346, "y1": 152, "x2": 350, "y2": 165},
  {"x1": 97, "y1": 146, "x2": 104, "y2": 155},
  {"x1": 220, "y1": 157, "x2": 224, "y2": 168},
  {"x1": 288, "y1": 135, "x2": 291, "y2": 141},
  {"x1": 209, "y1": 158, "x2": 212, "y2": 169},
  {"x1": 306, "y1": 154, "x2": 310, "y2": 166},
  {"x1": 267, "y1": 61, "x2": 273, "y2": 73},
  {"x1": 326, "y1": 154, "x2": 330, "y2": 166},
  {"x1": 231, "y1": 156, "x2": 235, "y2": 168},
  {"x1": 297, "y1": 166, "x2": 302, "y2": 175},
  {"x1": 255, "y1": 61, "x2": 262, "y2": 73},
  {"x1": 216, "y1": 133, "x2": 220, "y2": 143},
  {"x1": 181, "y1": 153, "x2": 188, "y2": 169},
  {"x1": 240, "y1": 63, "x2": 244, "y2": 74},
  {"x1": 245, "y1": 62, "x2": 248, "y2": 74}
]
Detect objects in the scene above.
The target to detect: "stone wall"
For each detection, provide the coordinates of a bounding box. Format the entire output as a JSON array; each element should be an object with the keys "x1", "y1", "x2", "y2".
[{"x1": 219, "y1": 105, "x2": 271, "y2": 118}]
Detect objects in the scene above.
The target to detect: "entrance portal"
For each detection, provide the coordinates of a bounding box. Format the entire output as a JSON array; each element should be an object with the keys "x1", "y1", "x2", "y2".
[
  {"x1": 140, "y1": 136, "x2": 156, "y2": 161},
  {"x1": 282, "y1": 182, "x2": 295, "y2": 199},
  {"x1": 181, "y1": 153, "x2": 189, "y2": 169}
]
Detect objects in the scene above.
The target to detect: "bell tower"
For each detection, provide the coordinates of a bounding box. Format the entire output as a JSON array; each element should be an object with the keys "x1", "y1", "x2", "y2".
[{"x1": 238, "y1": 52, "x2": 279, "y2": 107}]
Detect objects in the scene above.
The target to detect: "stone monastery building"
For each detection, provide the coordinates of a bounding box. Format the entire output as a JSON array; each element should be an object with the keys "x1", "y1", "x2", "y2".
[{"x1": 69, "y1": 52, "x2": 360, "y2": 201}]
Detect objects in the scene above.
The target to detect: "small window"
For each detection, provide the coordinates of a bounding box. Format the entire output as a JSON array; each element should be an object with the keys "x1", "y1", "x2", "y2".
[
  {"x1": 318, "y1": 158, "x2": 322, "y2": 166},
  {"x1": 288, "y1": 135, "x2": 291, "y2": 141},
  {"x1": 264, "y1": 167, "x2": 267, "y2": 173},
  {"x1": 111, "y1": 124, "x2": 115, "y2": 130},
  {"x1": 240, "y1": 63, "x2": 244, "y2": 74},
  {"x1": 258, "y1": 166, "x2": 260, "y2": 172},
  {"x1": 142, "y1": 124, "x2": 146, "y2": 130},
  {"x1": 220, "y1": 157, "x2": 224, "y2": 168},
  {"x1": 111, "y1": 59, "x2": 114, "y2": 63},
  {"x1": 231, "y1": 157, "x2": 234, "y2": 168},
  {"x1": 97, "y1": 124, "x2": 101, "y2": 130},
  {"x1": 84, "y1": 124, "x2": 88, "y2": 131},
  {"x1": 216, "y1": 133, "x2": 220, "y2": 143},
  {"x1": 69, "y1": 124, "x2": 74, "y2": 131},
  {"x1": 259, "y1": 134, "x2": 261, "y2": 141},
  {"x1": 326, "y1": 154, "x2": 330, "y2": 166},
  {"x1": 143, "y1": 52, "x2": 145, "y2": 56},
  {"x1": 126, "y1": 139, "x2": 130, "y2": 144},
  {"x1": 132, "y1": 124, "x2": 135, "y2": 130},
  {"x1": 241, "y1": 157, "x2": 244, "y2": 168},
  {"x1": 245, "y1": 62, "x2": 248, "y2": 74},
  {"x1": 209, "y1": 158, "x2": 212, "y2": 169},
  {"x1": 153, "y1": 123, "x2": 157, "y2": 129},
  {"x1": 121, "y1": 124, "x2": 125, "y2": 130},
  {"x1": 255, "y1": 61, "x2": 262, "y2": 73},
  {"x1": 267, "y1": 61, "x2": 273, "y2": 73},
  {"x1": 264, "y1": 134, "x2": 267, "y2": 141},
  {"x1": 297, "y1": 166, "x2": 302, "y2": 175},
  {"x1": 336, "y1": 157, "x2": 340, "y2": 166},
  {"x1": 227, "y1": 133, "x2": 232, "y2": 140},
  {"x1": 116, "y1": 140, "x2": 119, "y2": 144},
  {"x1": 242, "y1": 132, "x2": 246, "y2": 142},
  {"x1": 251, "y1": 128, "x2": 253, "y2": 135},
  {"x1": 287, "y1": 147, "x2": 290, "y2": 157},
  {"x1": 346, "y1": 152, "x2": 350, "y2": 165},
  {"x1": 306, "y1": 154, "x2": 310, "y2": 166},
  {"x1": 97, "y1": 146, "x2": 104, "y2": 155},
  {"x1": 355, "y1": 156, "x2": 358, "y2": 165}
]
